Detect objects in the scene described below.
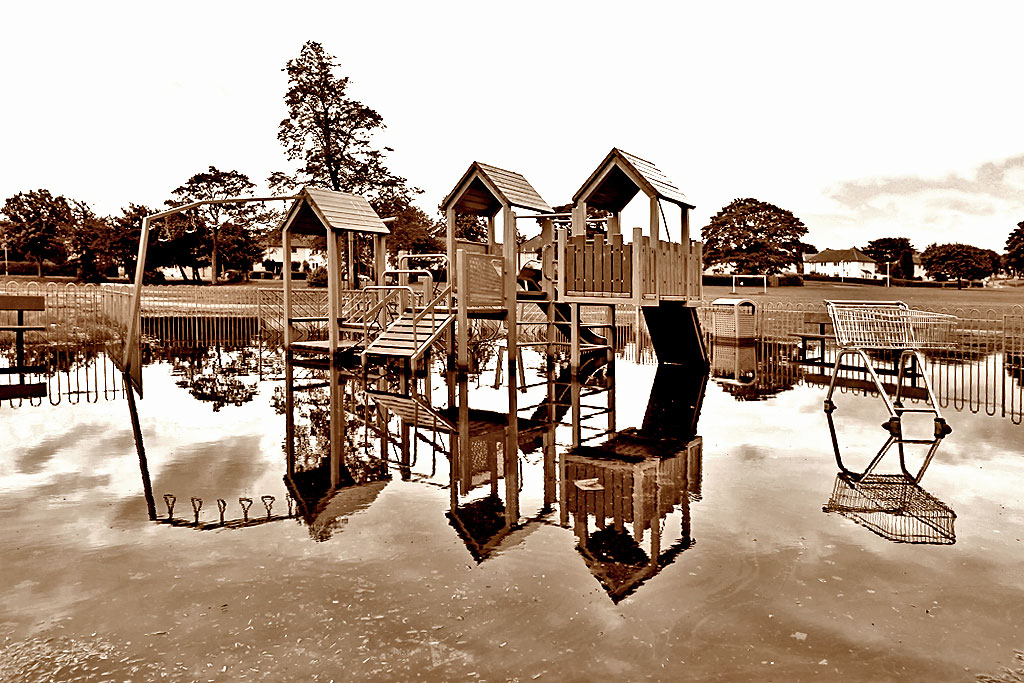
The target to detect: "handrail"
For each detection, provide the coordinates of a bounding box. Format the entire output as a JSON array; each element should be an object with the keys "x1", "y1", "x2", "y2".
[
  {"x1": 397, "y1": 253, "x2": 448, "y2": 269},
  {"x1": 360, "y1": 286, "x2": 413, "y2": 345},
  {"x1": 409, "y1": 284, "x2": 453, "y2": 355},
  {"x1": 381, "y1": 269, "x2": 433, "y2": 303}
]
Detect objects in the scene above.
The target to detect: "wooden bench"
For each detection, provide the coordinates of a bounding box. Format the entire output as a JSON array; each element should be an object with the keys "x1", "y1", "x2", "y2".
[
  {"x1": 792, "y1": 311, "x2": 832, "y2": 365},
  {"x1": 0, "y1": 294, "x2": 47, "y2": 399}
]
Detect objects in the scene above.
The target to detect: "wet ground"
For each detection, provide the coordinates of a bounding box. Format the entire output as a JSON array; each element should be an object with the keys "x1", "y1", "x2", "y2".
[{"x1": 2, "y1": 346, "x2": 1023, "y2": 682}]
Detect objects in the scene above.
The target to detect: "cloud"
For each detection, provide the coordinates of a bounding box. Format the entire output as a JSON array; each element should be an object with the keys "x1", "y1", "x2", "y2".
[
  {"x1": 803, "y1": 154, "x2": 1024, "y2": 251},
  {"x1": 828, "y1": 154, "x2": 1024, "y2": 210}
]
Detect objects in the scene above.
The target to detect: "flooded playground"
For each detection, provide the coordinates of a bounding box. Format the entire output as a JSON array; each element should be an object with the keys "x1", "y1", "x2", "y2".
[
  {"x1": 2, "y1": 297, "x2": 1024, "y2": 682},
  {"x1": 1, "y1": 157, "x2": 1022, "y2": 681}
]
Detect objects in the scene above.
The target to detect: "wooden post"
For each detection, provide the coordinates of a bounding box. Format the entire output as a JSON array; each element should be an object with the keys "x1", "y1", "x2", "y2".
[
  {"x1": 650, "y1": 197, "x2": 661, "y2": 299},
  {"x1": 329, "y1": 370, "x2": 344, "y2": 488},
  {"x1": 346, "y1": 231, "x2": 356, "y2": 289},
  {"x1": 326, "y1": 228, "x2": 340, "y2": 356},
  {"x1": 541, "y1": 218, "x2": 554, "y2": 298},
  {"x1": 608, "y1": 211, "x2": 620, "y2": 238},
  {"x1": 557, "y1": 227, "x2": 566, "y2": 300},
  {"x1": 504, "y1": 209, "x2": 518, "y2": 443},
  {"x1": 570, "y1": 303, "x2": 580, "y2": 375},
  {"x1": 375, "y1": 235, "x2": 387, "y2": 285},
  {"x1": 571, "y1": 201, "x2": 587, "y2": 237},
  {"x1": 487, "y1": 215, "x2": 496, "y2": 254},
  {"x1": 285, "y1": 355, "x2": 295, "y2": 477},
  {"x1": 446, "y1": 207, "x2": 456, "y2": 292},
  {"x1": 458, "y1": 378, "x2": 470, "y2": 495},
  {"x1": 631, "y1": 227, "x2": 643, "y2": 305},
  {"x1": 571, "y1": 374, "x2": 581, "y2": 449},
  {"x1": 282, "y1": 224, "x2": 293, "y2": 349},
  {"x1": 456, "y1": 248, "x2": 469, "y2": 371}
]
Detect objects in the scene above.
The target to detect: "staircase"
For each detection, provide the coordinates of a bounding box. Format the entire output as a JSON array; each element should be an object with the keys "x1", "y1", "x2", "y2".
[{"x1": 362, "y1": 286, "x2": 454, "y2": 369}]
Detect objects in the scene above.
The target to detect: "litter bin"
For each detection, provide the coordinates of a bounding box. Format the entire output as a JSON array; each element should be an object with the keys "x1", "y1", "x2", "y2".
[{"x1": 710, "y1": 297, "x2": 757, "y2": 341}]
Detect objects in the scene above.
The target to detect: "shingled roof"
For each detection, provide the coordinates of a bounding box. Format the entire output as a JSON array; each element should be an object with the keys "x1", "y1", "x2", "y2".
[
  {"x1": 281, "y1": 187, "x2": 390, "y2": 236},
  {"x1": 442, "y1": 162, "x2": 552, "y2": 216},
  {"x1": 573, "y1": 148, "x2": 694, "y2": 212},
  {"x1": 807, "y1": 247, "x2": 875, "y2": 264}
]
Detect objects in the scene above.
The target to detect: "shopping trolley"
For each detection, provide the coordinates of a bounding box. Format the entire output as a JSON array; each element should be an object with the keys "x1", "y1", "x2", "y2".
[{"x1": 822, "y1": 300, "x2": 957, "y2": 483}]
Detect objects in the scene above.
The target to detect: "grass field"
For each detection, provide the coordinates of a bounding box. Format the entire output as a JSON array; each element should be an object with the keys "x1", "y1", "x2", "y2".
[{"x1": 704, "y1": 282, "x2": 1024, "y2": 311}]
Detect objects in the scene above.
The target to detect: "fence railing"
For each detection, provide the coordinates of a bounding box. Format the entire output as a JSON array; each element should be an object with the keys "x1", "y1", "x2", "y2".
[{"x1": 697, "y1": 301, "x2": 1024, "y2": 423}]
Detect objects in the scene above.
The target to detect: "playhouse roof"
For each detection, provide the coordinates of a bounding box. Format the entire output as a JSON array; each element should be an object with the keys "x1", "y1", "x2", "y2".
[
  {"x1": 281, "y1": 187, "x2": 390, "y2": 236},
  {"x1": 573, "y1": 148, "x2": 694, "y2": 213},
  {"x1": 442, "y1": 162, "x2": 552, "y2": 216}
]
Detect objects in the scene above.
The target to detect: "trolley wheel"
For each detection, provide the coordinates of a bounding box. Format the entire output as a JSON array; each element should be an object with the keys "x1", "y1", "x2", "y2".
[
  {"x1": 882, "y1": 416, "x2": 901, "y2": 437},
  {"x1": 823, "y1": 399, "x2": 836, "y2": 414},
  {"x1": 934, "y1": 417, "x2": 952, "y2": 438}
]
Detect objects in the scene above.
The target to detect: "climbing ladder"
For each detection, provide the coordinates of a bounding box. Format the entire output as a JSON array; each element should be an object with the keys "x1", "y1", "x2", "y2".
[{"x1": 822, "y1": 300, "x2": 957, "y2": 483}]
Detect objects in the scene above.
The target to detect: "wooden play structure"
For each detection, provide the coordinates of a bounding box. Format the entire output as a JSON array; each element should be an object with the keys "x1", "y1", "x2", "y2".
[
  {"x1": 279, "y1": 149, "x2": 706, "y2": 380},
  {"x1": 440, "y1": 148, "x2": 706, "y2": 379}
]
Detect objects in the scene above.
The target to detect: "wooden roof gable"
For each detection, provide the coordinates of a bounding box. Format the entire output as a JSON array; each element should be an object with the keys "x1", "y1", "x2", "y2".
[
  {"x1": 281, "y1": 187, "x2": 389, "y2": 236},
  {"x1": 573, "y1": 148, "x2": 694, "y2": 213},
  {"x1": 442, "y1": 162, "x2": 552, "y2": 217}
]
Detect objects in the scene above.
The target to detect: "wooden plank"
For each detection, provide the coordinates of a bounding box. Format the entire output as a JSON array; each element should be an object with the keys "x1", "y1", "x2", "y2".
[
  {"x1": 0, "y1": 325, "x2": 46, "y2": 332},
  {"x1": 0, "y1": 295, "x2": 45, "y2": 311},
  {"x1": 0, "y1": 382, "x2": 46, "y2": 400}
]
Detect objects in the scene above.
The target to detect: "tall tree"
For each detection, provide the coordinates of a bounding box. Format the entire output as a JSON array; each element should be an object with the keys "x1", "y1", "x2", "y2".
[
  {"x1": 862, "y1": 237, "x2": 915, "y2": 279},
  {"x1": 1005, "y1": 221, "x2": 1024, "y2": 277},
  {"x1": 920, "y1": 243, "x2": 1000, "y2": 286},
  {"x1": 66, "y1": 200, "x2": 117, "y2": 282},
  {"x1": 169, "y1": 167, "x2": 261, "y2": 283},
  {"x1": 701, "y1": 198, "x2": 808, "y2": 274},
  {"x1": 274, "y1": 40, "x2": 414, "y2": 206},
  {"x1": 1, "y1": 189, "x2": 72, "y2": 276}
]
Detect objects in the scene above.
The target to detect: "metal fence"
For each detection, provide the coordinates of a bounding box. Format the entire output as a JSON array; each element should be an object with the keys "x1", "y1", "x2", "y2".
[{"x1": 698, "y1": 301, "x2": 1024, "y2": 424}]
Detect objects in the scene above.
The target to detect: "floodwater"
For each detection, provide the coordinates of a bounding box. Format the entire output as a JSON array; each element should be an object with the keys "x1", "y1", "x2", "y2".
[{"x1": 2, "y1": 338, "x2": 1024, "y2": 682}]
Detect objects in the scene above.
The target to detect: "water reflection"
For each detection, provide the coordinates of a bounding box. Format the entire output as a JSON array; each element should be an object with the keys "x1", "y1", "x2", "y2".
[
  {"x1": 823, "y1": 472, "x2": 956, "y2": 545},
  {"x1": 565, "y1": 362, "x2": 706, "y2": 602}
]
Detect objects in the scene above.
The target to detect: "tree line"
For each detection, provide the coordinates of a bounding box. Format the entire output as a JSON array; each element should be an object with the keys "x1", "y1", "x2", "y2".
[
  {"x1": 0, "y1": 41, "x2": 442, "y2": 284},
  {"x1": 701, "y1": 197, "x2": 1022, "y2": 285}
]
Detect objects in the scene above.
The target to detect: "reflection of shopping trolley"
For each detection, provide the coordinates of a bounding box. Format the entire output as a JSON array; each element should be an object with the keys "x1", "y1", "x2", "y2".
[{"x1": 823, "y1": 301, "x2": 957, "y2": 483}]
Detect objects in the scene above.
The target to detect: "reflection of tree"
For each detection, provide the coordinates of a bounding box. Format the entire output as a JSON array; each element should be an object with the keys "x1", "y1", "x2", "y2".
[{"x1": 162, "y1": 344, "x2": 259, "y2": 411}]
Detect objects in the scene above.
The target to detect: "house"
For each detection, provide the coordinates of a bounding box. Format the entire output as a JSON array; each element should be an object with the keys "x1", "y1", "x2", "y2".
[
  {"x1": 805, "y1": 248, "x2": 877, "y2": 279},
  {"x1": 256, "y1": 234, "x2": 327, "y2": 275}
]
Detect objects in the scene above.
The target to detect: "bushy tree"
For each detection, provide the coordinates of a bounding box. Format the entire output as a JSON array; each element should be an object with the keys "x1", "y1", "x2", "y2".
[
  {"x1": 1, "y1": 189, "x2": 72, "y2": 276},
  {"x1": 169, "y1": 166, "x2": 265, "y2": 282},
  {"x1": 701, "y1": 198, "x2": 807, "y2": 274},
  {"x1": 66, "y1": 200, "x2": 117, "y2": 282},
  {"x1": 863, "y1": 237, "x2": 915, "y2": 279},
  {"x1": 1005, "y1": 221, "x2": 1024, "y2": 277},
  {"x1": 920, "y1": 243, "x2": 1000, "y2": 286}
]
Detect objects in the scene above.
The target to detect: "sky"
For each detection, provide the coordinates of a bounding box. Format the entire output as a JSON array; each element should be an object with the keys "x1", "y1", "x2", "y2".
[{"x1": 2, "y1": 1, "x2": 1023, "y2": 253}]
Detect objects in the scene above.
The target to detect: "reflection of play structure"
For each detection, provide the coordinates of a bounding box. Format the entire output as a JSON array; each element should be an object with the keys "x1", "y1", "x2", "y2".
[
  {"x1": 824, "y1": 472, "x2": 955, "y2": 545},
  {"x1": 822, "y1": 301, "x2": 957, "y2": 483},
  {"x1": 562, "y1": 363, "x2": 707, "y2": 602}
]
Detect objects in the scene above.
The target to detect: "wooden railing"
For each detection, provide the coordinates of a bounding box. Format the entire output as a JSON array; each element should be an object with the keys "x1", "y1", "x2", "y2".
[
  {"x1": 563, "y1": 233, "x2": 632, "y2": 296},
  {"x1": 458, "y1": 251, "x2": 504, "y2": 307},
  {"x1": 559, "y1": 228, "x2": 703, "y2": 302}
]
